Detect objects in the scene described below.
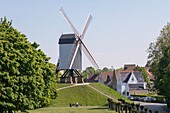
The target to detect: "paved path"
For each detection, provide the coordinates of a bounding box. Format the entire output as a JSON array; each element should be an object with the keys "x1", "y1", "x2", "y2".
[
  {"x1": 135, "y1": 101, "x2": 170, "y2": 113},
  {"x1": 87, "y1": 85, "x2": 115, "y2": 100},
  {"x1": 57, "y1": 83, "x2": 90, "y2": 90}
]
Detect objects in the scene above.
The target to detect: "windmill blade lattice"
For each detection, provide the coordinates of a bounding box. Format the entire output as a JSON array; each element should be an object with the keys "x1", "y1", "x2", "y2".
[
  {"x1": 59, "y1": 7, "x2": 79, "y2": 37},
  {"x1": 82, "y1": 42, "x2": 99, "y2": 69},
  {"x1": 59, "y1": 7, "x2": 99, "y2": 69}
]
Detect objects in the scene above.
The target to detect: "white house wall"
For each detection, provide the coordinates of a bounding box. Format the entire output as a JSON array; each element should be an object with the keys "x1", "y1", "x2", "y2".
[
  {"x1": 143, "y1": 82, "x2": 147, "y2": 89},
  {"x1": 117, "y1": 84, "x2": 122, "y2": 93},
  {"x1": 121, "y1": 83, "x2": 126, "y2": 94},
  {"x1": 117, "y1": 71, "x2": 123, "y2": 94},
  {"x1": 125, "y1": 83, "x2": 129, "y2": 95}
]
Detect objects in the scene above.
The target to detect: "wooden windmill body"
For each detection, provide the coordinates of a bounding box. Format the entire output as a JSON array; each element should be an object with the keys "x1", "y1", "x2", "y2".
[{"x1": 59, "y1": 34, "x2": 82, "y2": 70}]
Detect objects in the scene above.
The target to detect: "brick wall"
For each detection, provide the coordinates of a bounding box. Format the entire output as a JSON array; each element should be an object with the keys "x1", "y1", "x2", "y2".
[{"x1": 129, "y1": 89, "x2": 148, "y2": 95}]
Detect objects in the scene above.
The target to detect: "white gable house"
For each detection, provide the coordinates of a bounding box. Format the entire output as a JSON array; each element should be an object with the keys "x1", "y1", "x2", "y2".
[{"x1": 117, "y1": 71, "x2": 147, "y2": 96}]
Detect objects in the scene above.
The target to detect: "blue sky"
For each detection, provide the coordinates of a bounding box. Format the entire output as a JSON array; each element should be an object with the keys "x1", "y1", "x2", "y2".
[{"x1": 1, "y1": 1, "x2": 170, "y2": 69}]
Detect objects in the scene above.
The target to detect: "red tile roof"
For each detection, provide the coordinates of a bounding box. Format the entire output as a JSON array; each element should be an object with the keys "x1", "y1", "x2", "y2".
[{"x1": 88, "y1": 71, "x2": 114, "y2": 82}]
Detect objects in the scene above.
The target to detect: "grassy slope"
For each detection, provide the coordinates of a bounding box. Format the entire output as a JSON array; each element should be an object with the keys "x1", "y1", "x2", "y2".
[
  {"x1": 28, "y1": 83, "x2": 129, "y2": 112},
  {"x1": 56, "y1": 83, "x2": 72, "y2": 89},
  {"x1": 90, "y1": 83, "x2": 130, "y2": 102},
  {"x1": 50, "y1": 83, "x2": 130, "y2": 107},
  {"x1": 51, "y1": 85, "x2": 108, "y2": 107}
]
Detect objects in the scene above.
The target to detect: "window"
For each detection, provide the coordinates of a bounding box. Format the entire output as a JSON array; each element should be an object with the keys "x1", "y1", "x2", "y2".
[{"x1": 131, "y1": 77, "x2": 134, "y2": 82}]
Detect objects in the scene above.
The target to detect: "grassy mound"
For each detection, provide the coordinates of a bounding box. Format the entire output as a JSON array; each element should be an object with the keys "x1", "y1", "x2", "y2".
[
  {"x1": 57, "y1": 83, "x2": 72, "y2": 89},
  {"x1": 51, "y1": 83, "x2": 130, "y2": 107},
  {"x1": 90, "y1": 83, "x2": 130, "y2": 102},
  {"x1": 51, "y1": 85, "x2": 108, "y2": 107}
]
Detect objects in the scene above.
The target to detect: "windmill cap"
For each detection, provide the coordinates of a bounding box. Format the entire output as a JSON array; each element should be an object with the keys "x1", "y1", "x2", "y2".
[{"x1": 59, "y1": 34, "x2": 77, "y2": 44}]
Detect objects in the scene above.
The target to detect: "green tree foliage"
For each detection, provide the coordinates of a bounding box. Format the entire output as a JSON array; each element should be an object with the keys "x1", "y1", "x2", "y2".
[
  {"x1": 102, "y1": 67, "x2": 112, "y2": 72},
  {"x1": 147, "y1": 23, "x2": 170, "y2": 107},
  {"x1": 117, "y1": 67, "x2": 124, "y2": 71},
  {"x1": 147, "y1": 23, "x2": 170, "y2": 73},
  {"x1": 95, "y1": 69, "x2": 102, "y2": 74},
  {"x1": 82, "y1": 66, "x2": 113, "y2": 79},
  {"x1": 82, "y1": 66, "x2": 96, "y2": 78},
  {"x1": 155, "y1": 45, "x2": 170, "y2": 107},
  {"x1": 0, "y1": 17, "x2": 57, "y2": 112}
]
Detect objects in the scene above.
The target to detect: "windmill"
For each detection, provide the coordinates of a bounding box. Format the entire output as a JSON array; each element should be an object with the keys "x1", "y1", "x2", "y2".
[{"x1": 56, "y1": 7, "x2": 99, "y2": 83}]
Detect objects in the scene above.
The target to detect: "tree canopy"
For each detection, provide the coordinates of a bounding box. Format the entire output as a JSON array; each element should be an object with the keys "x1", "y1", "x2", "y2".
[
  {"x1": 0, "y1": 17, "x2": 57, "y2": 112},
  {"x1": 153, "y1": 44, "x2": 170, "y2": 107},
  {"x1": 147, "y1": 23, "x2": 170, "y2": 107},
  {"x1": 147, "y1": 23, "x2": 170, "y2": 72},
  {"x1": 102, "y1": 67, "x2": 112, "y2": 72},
  {"x1": 82, "y1": 66, "x2": 113, "y2": 79},
  {"x1": 82, "y1": 67, "x2": 96, "y2": 79},
  {"x1": 135, "y1": 66, "x2": 150, "y2": 87}
]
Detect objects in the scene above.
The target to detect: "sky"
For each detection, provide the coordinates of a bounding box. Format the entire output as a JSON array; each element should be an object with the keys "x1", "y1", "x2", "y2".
[{"x1": 1, "y1": 0, "x2": 170, "y2": 69}]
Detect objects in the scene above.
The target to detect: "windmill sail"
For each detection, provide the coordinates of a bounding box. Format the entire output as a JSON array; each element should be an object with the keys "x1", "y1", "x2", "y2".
[
  {"x1": 82, "y1": 42, "x2": 99, "y2": 69},
  {"x1": 59, "y1": 7, "x2": 99, "y2": 69},
  {"x1": 81, "y1": 14, "x2": 92, "y2": 40},
  {"x1": 59, "y1": 7, "x2": 79, "y2": 37}
]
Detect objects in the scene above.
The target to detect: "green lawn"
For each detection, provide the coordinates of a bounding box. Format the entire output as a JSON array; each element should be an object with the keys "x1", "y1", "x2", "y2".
[
  {"x1": 3, "y1": 83, "x2": 128, "y2": 113},
  {"x1": 51, "y1": 83, "x2": 130, "y2": 107},
  {"x1": 90, "y1": 83, "x2": 130, "y2": 102},
  {"x1": 27, "y1": 83, "x2": 130, "y2": 112},
  {"x1": 56, "y1": 83, "x2": 72, "y2": 89},
  {"x1": 28, "y1": 107, "x2": 116, "y2": 113},
  {"x1": 51, "y1": 85, "x2": 108, "y2": 107}
]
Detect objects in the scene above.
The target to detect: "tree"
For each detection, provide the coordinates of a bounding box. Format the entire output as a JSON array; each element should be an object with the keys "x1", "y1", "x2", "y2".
[
  {"x1": 102, "y1": 67, "x2": 111, "y2": 72},
  {"x1": 95, "y1": 69, "x2": 102, "y2": 74},
  {"x1": 155, "y1": 45, "x2": 170, "y2": 107},
  {"x1": 82, "y1": 66, "x2": 96, "y2": 79},
  {"x1": 117, "y1": 67, "x2": 124, "y2": 71},
  {"x1": 0, "y1": 17, "x2": 57, "y2": 112},
  {"x1": 147, "y1": 22, "x2": 170, "y2": 107},
  {"x1": 135, "y1": 66, "x2": 150, "y2": 87},
  {"x1": 147, "y1": 23, "x2": 170, "y2": 72}
]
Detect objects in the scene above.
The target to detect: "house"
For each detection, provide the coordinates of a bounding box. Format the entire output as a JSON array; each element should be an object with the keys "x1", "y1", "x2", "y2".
[
  {"x1": 116, "y1": 71, "x2": 148, "y2": 96},
  {"x1": 86, "y1": 64, "x2": 154, "y2": 96},
  {"x1": 111, "y1": 64, "x2": 152, "y2": 96},
  {"x1": 86, "y1": 72, "x2": 114, "y2": 87}
]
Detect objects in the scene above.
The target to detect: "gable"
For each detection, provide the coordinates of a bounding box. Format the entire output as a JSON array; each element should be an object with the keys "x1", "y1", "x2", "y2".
[
  {"x1": 88, "y1": 74, "x2": 98, "y2": 81},
  {"x1": 127, "y1": 72, "x2": 138, "y2": 84}
]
